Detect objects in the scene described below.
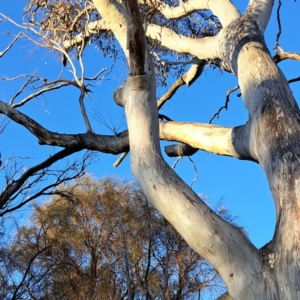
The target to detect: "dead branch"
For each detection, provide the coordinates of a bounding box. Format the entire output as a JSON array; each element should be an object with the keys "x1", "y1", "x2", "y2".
[
  {"x1": 273, "y1": 52, "x2": 300, "y2": 63},
  {"x1": 209, "y1": 85, "x2": 240, "y2": 124},
  {"x1": 0, "y1": 147, "x2": 83, "y2": 212},
  {"x1": 113, "y1": 152, "x2": 128, "y2": 168},
  {"x1": 0, "y1": 151, "x2": 93, "y2": 216},
  {"x1": 157, "y1": 59, "x2": 206, "y2": 110},
  {"x1": 79, "y1": 89, "x2": 93, "y2": 132},
  {"x1": 165, "y1": 143, "x2": 198, "y2": 157},
  {"x1": 274, "y1": 0, "x2": 282, "y2": 54},
  {"x1": 0, "y1": 100, "x2": 129, "y2": 154}
]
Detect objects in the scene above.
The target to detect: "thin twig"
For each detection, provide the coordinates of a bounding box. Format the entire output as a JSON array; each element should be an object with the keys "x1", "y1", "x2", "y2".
[
  {"x1": 288, "y1": 76, "x2": 300, "y2": 84},
  {"x1": 274, "y1": 0, "x2": 282, "y2": 54},
  {"x1": 0, "y1": 32, "x2": 21, "y2": 57},
  {"x1": 209, "y1": 85, "x2": 239, "y2": 124},
  {"x1": 188, "y1": 156, "x2": 198, "y2": 189},
  {"x1": 172, "y1": 156, "x2": 182, "y2": 169}
]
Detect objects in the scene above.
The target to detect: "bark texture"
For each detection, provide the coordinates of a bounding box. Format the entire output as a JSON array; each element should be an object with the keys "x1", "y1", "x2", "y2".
[
  {"x1": 1, "y1": 0, "x2": 300, "y2": 299},
  {"x1": 105, "y1": 0, "x2": 300, "y2": 298}
]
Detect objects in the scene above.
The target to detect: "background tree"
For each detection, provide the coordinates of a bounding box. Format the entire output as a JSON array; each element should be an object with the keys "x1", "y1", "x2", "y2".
[
  {"x1": 0, "y1": 0, "x2": 299, "y2": 298},
  {"x1": 0, "y1": 175, "x2": 225, "y2": 299}
]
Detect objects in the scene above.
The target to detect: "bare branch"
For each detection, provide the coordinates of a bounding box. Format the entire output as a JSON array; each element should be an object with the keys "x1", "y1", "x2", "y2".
[
  {"x1": 274, "y1": 0, "x2": 282, "y2": 53},
  {"x1": 164, "y1": 143, "x2": 198, "y2": 157},
  {"x1": 0, "y1": 32, "x2": 21, "y2": 58},
  {"x1": 12, "y1": 82, "x2": 69, "y2": 108},
  {"x1": 0, "y1": 147, "x2": 83, "y2": 212},
  {"x1": 146, "y1": 24, "x2": 220, "y2": 61},
  {"x1": 288, "y1": 76, "x2": 300, "y2": 84},
  {"x1": 11, "y1": 246, "x2": 52, "y2": 300},
  {"x1": 159, "y1": 121, "x2": 256, "y2": 162},
  {"x1": 209, "y1": 85, "x2": 240, "y2": 124},
  {"x1": 138, "y1": 0, "x2": 240, "y2": 26},
  {"x1": 158, "y1": 59, "x2": 206, "y2": 110},
  {"x1": 78, "y1": 90, "x2": 93, "y2": 132},
  {"x1": 0, "y1": 100, "x2": 129, "y2": 154},
  {"x1": 113, "y1": 152, "x2": 128, "y2": 168},
  {"x1": 273, "y1": 51, "x2": 300, "y2": 63},
  {"x1": 0, "y1": 151, "x2": 93, "y2": 217},
  {"x1": 187, "y1": 156, "x2": 198, "y2": 189}
]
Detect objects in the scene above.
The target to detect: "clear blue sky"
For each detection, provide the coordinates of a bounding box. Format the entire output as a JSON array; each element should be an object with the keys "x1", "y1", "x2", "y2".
[{"x1": 0, "y1": 0, "x2": 299, "y2": 249}]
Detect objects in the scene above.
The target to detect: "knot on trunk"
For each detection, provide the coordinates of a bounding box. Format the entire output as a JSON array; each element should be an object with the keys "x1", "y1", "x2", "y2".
[{"x1": 127, "y1": 74, "x2": 150, "y2": 91}]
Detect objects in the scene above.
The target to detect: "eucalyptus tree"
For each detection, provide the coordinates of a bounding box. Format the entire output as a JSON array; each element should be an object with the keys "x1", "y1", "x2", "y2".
[{"x1": 0, "y1": 0, "x2": 300, "y2": 299}]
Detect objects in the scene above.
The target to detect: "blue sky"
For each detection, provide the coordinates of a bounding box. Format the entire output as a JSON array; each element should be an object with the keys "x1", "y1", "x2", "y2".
[{"x1": 0, "y1": 0, "x2": 299, "y2": 249}]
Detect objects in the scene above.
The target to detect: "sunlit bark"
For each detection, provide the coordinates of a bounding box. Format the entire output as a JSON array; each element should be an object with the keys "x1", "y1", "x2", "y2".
[{"x1": 1, "y1": 0, "x2": 300, "y2": 298}]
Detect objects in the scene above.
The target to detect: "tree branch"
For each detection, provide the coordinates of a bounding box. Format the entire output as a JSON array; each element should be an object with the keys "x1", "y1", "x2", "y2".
[
  {"x1": 157, "y1": 59, "x2": 206, "y2": 110},
  {"x1": 159, "y1": 121, "x2": 257, "y2": 162},
  {"x1": 246, "y1": 0, "x2": 274, "y2": 32},
  {"x1": 146, "y1": 24, "x2": 220, "y2": 60},
  {"x1": 0, "y1": 100, "x2": 129, "y2": 154},
  {"x1": 0, "y1": 32, "x2": 21, "y2": 58},
  {"x1": 138, "y1": 0, "x2": 240, "y2": 26},
  {"x1": 11, "y1": 246, "x2": 52, "y2": 300},
  {"x1": 273, "y1": 51, "x2": 300, "y2": 63},
  {"x1": 0, "y1": 147, "x2": 82, "y2": 211}
]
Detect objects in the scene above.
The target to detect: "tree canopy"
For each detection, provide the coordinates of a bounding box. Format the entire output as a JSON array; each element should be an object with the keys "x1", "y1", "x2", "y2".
[{"x1": 0, "y1": 176, "x2": 227, "y2": 299}]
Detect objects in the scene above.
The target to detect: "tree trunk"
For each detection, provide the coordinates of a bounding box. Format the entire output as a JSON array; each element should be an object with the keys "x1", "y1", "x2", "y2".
[
  {"x1": 120, "y1": 12, "x2": 300, "y2": 300},
  {"x1": 4, "y1": 0, "x2": 298, "y2": 298}
]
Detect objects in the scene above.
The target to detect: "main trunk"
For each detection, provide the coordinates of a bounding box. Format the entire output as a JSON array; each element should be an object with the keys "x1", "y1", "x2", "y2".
[
  {"x1": 216, "y1": 13, "x2": 300, "y2": 299},
  {"x1": 113, "y1": 6, "x2": 300, "y2": 300}
]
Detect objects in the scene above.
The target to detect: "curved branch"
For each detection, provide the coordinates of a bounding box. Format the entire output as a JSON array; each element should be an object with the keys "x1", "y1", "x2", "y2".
[
  {"x1": 157, "y1": 59, "x2": 206, "y2": 110},
  {"x1": 0, "y1": 147, "x2": 82, "y2": 211},
  {"x1": 138, "y1": 0, "x2": 240, "y2": 26},
  {"x1": 273, "y1": 51, "x2": 300, "y2": 63},
  {"x1": 146, "y1": 24, "x2": 220, "y2": 60},
  {"x1": 246, "y1": 0, "x2": 274, "y2": 32},
  {"x1": 0, "y1": 100, "x2": 129, "y2": 154}
]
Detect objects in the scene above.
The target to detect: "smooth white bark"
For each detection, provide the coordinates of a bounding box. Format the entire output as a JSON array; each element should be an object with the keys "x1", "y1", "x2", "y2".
[
  {"x1": 93, "y1": 0, "x2": 128, "y2": 59},
  {"x1": 159, "y1": 121, "x2": 255, "y2": 161},
  {"x1": 146, "y1": 24, "x2": 220, "y2": 60},
  {"x1": 122, "y1": 73, "x2": 263, "y2": 299},
  {"x1": 246, "y1": 0, "x2": 274, "y2": 32},
  {"x1": 138, "y1": 0, "x2": 240, "y2": 26}
]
